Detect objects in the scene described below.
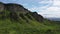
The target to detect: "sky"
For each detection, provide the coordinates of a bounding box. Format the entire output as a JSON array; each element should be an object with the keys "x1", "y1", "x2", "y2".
[{"x1": 0, "y1": 0, "x2": 60, "y2": 18}]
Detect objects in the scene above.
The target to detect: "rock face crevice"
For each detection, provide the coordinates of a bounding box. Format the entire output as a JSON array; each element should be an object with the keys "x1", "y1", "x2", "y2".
[
  {"x1": 0, "y1": 2, "x2": 44, "y2": 22},
  {"x1": 0, "y1": 2, "x2": 5, "y2": 12}
]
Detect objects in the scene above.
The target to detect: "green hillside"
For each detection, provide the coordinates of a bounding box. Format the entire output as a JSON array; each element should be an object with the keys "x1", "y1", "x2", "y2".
[
  {"x1": 0, "y1": 11, "x2": 60, "y2": 34},
  {"x1": 0, "y1": 2, "x2": 60, "y2": 34}
]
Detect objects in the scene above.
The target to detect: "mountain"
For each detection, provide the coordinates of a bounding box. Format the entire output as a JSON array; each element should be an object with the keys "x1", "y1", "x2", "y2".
[
  {"x1": 47, "y1": 18, "x2": 60, "y2": 21},
  {"x1": 0, "y1": 2, "x2": 60, "y2": 34},
  {"x1": 0, "y1": 2, "x2": 44, "y2": 22}
]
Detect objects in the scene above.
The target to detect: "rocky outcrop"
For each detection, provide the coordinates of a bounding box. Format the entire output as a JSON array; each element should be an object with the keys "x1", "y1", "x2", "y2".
[
  {"x1": 5, "y1": 3, "x2": 28, "y2": 13},
  {"x1": 29, "y1": 12, "x2": 44, "y2": 22}
]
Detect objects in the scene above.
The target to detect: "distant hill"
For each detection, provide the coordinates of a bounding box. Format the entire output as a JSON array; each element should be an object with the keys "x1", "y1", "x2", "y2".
[
  {"x1": 0, "y1": 2, "x2": 60, "y2": 34},
  {"x1": 46, "y1": 18, "x2": 60, "y2": 21}
]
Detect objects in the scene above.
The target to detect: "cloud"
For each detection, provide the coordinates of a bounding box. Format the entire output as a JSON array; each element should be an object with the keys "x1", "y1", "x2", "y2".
[
  {"x1": 38, "y1": 0, "x2": 60, "y2": 18},
  {"x1": 38, "y1": 0, "x2": 53, "y2": 4},
  {"x1": 38, "y1": 7, "x2": 60, "y2": 18},
  {"x1": 29, "y1": 0, "x2": 53, "y2": 12},
  {"x1": 53, "y1": 0, "x2": 60, "y2": 6}
]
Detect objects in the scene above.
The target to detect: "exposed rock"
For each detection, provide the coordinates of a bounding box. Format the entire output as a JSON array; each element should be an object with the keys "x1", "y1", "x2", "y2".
[
  {"x1": 0, "y1": 2, "x2": 4, "y2": 12},
  {"x1": 5, "y1": 4, "x2": 24, "y2": 12},
  {"x1": 30, "y1": 12, "x2": 44, "y2": 22}
]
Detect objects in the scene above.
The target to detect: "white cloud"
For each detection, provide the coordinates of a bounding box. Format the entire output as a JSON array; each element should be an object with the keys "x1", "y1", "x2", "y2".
[
  {"x1": 37, "y1": 0, "x2": 60, "y2": 18},
  {"x1": 38, "y1": 7, "x2": 60, "y2": 18},
  {"x1": 53, "y1": 0, "x2": 60, "y2": 6}
]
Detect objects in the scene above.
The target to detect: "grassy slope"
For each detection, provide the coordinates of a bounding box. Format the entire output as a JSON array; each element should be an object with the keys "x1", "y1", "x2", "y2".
[
  {"x1": 0, "y1": 11, "x2": 60, "y2": 34},
  {"x1": 0, "y1": 17, "x2": 60, "y2": 34}
]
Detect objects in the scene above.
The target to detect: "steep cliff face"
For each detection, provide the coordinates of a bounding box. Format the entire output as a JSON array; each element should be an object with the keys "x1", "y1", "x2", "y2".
[
  {"x1": 5, "y1": 3, "x2": 29, "y2": 14},
  {"x1": 27, "y1": 12, "x2": 44, "y2": 22},
  {"x1": 0, "y1": 2, "x2": 4, "y2": 12},
  {"x1": 31, "y1": 12, "x2": 44, "y2": 22},
  {"x1": 0, "y1": 2, "x2": 44, "y2": 22}
]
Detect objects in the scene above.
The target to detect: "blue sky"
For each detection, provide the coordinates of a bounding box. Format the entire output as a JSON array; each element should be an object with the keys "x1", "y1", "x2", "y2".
[{"x1": 0, "y1": 0, "x2": 60, "y2": 18}]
